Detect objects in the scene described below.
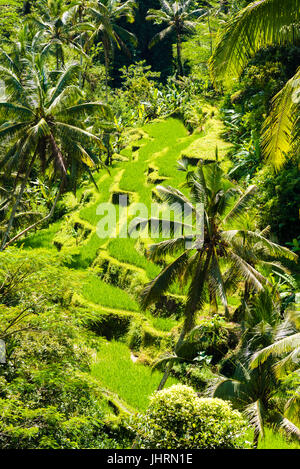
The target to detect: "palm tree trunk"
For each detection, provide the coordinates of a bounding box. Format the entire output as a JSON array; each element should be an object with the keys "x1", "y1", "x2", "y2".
[
  {"x1": 0, "y1": 152, "x2": 36, "y2": 251},
  {"x1": 209, "y1": 291, "x2": 218, "y2": 315},
  {"x1": 104, "y1": 48, "x2": 109, "y2": 102},
  {"x1": 157, "y1": 362, "x2": 171, "y2": 391},
  {"x1": 157, "y1": 251, "x2": 211, "y2": 390},
  {"x1": 79, "y1": 10, "x2": 83, "y2": 88},
  {"x1": 176, "y1": 30, "x2": 183, "y2": 77},
  {"x1": 49, "y1": 133, "x2": 67, "y2": 176},
  {"x1": 241, "y1": 281, "x2": 250, "y2": 318}
]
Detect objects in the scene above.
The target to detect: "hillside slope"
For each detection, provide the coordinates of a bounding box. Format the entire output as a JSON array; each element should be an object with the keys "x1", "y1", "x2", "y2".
[{"x1": 17, "y1": 114, "x2": 231, "y2": 411}]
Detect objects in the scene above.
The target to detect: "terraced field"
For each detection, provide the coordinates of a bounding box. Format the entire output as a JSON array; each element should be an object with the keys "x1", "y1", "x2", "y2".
[{"x1": 19, "y1": 114, "x2": 231, "y2": 412}]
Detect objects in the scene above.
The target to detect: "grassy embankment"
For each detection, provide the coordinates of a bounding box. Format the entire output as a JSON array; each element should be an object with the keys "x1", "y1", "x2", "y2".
[{"x1": 18, "y1": 115, "x2": 299, "y2": 448}]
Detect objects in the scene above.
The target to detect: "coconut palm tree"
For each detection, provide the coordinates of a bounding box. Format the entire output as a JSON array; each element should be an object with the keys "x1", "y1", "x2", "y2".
[
  {"x1": 209, "y1": 0, "x2": 300, "y2": 169},
  {"x1": 146, "y1": 0, "x2": 207, "y2": 76},
  {"x1": 250, "y1": 310, "x2": 300, "y2": 428},
  {"x1": 131, "y1": 162, "x2": 296, "y2": 388},
  {"x1": 223, "y1": 221, "x2": 295, "y2": 319},
  {"x1": 0, "y1": 54, "x2": 110, "y2": 250},
  {"x1": 62, "y1": 0, "x2": 96, "y2": 87},
  {"x1": 212, "y1": 360, "x2": 300, "y2": 446},
  {"x1": 29, "y1": 0, "x2": 86, "y2": 69},
  {"x1": 85, "y1": 0, "x2": 137, "y2": 98},
  {"x1": 251, "y1": 306, "x2": 300, "y2": 377},
  {"x1": 212, "y1": 290, "x2": 300, "y2": 445}
]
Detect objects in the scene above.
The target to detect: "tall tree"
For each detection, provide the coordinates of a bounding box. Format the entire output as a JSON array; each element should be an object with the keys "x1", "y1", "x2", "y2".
[
  {"x1": 212, "y1": 289, "x2": 300, "y2": 445},
  {"x1": 146, "y1": 0, "x2": 207, "y2": 76},
  {"x1": 132, "y1": 162, "x2": 296, "y2": 388},
  {"x1": 62, "y1": 0, "x2": 94, "y2": 87},
  {"x1": 209, "y1": 0, "x2": 300, "y2": 169},
  {"x1": 85, "y1": 0, "x2": 137, "y2": 98},
  {"x1": 251, "y1": 308, "x2": 300, "y2": 379},
  {"x1": 0, "y1": 54, "x2": 110, "y2": 250},
  {"x1": 29, "y1": 0, "x2": 86, "y2": 69}
]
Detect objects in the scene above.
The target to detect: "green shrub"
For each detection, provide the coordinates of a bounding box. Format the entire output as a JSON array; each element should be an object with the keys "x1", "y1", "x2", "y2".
[
  {"x1": 0, "y1": 318, "x2": 127, "y2": 449},
  {"x1": 132, "y1": 384, "x2": 249, "y2": 449},
  {"x1": 0, "y1": 398, "x2": 118, "y2": 449},
  {"x1": 253, "y1": 162, "x2": 300, "y2": 244}
]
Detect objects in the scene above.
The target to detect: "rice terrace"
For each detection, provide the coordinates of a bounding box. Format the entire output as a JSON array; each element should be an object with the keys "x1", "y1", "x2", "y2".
[{"x1": 0, "y1": 0, "x2": 299, "y2": 453}]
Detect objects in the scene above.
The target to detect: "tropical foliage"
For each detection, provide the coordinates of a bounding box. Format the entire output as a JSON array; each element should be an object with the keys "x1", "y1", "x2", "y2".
[
  {"x1": 209, "y1": 0, "x2": 300, "y2": 168},
  {"x1": 132, "y1": 384, "x2": 249, "y2": 449},
  {"x1": 0, "y1": 0, "x2": 299, "y2": 452},
  {"x1": 147, "y1": 0, "x2": 207, "y2": 75},
  {"x1": 0, "y1": 55, "x2": 109, "y2": 249}
]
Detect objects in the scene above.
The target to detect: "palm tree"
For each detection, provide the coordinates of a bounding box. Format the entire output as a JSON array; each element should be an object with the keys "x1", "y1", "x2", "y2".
[
  {"x1": 251, "y1": 311, "x2": 300, "y2": 428},
  {"x1": 131, "y1": 162, "x2": 296, "y2": 388},
  {"x1": 251, "y1": 306, "x2": 300, "y2": 377},
  {"x1": 0, "y1": 54, "x2": 110, "y2": 250},
  {"x1": 62, "y1": 0, "x2": 95, "y2": 87},
  {"x1": 85, "y1": 0, "x2": 137, "y2": 98},
  {"x1": 224, "y1": 222, "x2": 295, "y2": 319},
  {"x1": 212, "y1": 290, "x2": 300, "y2": 445},
  {"x1": 0, "y1": 25, "x2": 34, "y2": 76},
  {"x1": 209, "y1": 0, "x2": 300, "y2": 169},
  {"x1": 146, "y1": 0, "x2": 207, "y2": 76},
  {"x1": 29, "y1": 0, "x2": 86, "y2": 69},
  {"x1": 212, "y1": 360, "x2": 300, "y2": 446}
]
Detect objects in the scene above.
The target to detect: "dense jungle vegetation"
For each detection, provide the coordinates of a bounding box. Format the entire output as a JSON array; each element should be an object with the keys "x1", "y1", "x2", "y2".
[{"x1": 0, "y1": 0, "x2": 299, "y2": 450}]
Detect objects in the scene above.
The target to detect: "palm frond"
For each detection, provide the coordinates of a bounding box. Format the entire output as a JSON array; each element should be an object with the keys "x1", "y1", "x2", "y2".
[
  {"x1": 140, "y1": 251, "x2": 189, "y2": 310},
  {"x1": 223, "y1": 185, "x2": 256, "y2": 224},
  {"x1": 0, "y1": 66, "x2": 24, "y2": 98},
  {"x1": 251, "y1": 333, "x2": 300, "y2": 368},
  {"x1": 209, "y1": 0, "x2": 300, "y2": 87},
  {"x1": 0, "y1": 102, "x2": 35, "y2": 120},
  {"x1": 261, "y1": 68, "x2": 300, "y2": 169},
  {"x1": 58, "y1": 101, "x2": 111, "y2": 118},
  {"x1": 0, "y1": 122, "x2": 29, "y2": 141},
  {"x1": 151, "y1": 353, "x2": 185, "y2": 371},
  {"x1": 47, "y1": 85, "x2": 82, "y2": 115},
  {"x1": 273, "y1": 414, "x2": 300, "y2": 441},
  {"x1": 224, "y1": 229, "x2": 298, "y2": 261},
  {"x1": 212, "y1": 378, "x2": 242, "y2": 402},
  {"x1": 55, "y1": 121, "x2": 102, "y2": 144},
  {"x1": 156, "y1": 185, "x2": 195, "y2": 213},
  {"x1": 148, "y1": 236, "x2": 193, "y2": 261},
  {"x1": 48, "y1": 63, "x2": 81, "y2": 104},
  {"x1": 148, "y1": 25, "x2": 175, "y2": 48},
  {"x1": 226, "y1": 250, "x2": 266, "y2": 292},
  {"x1": 244, "y1": 400, "x2": 265, "y2": 440},
  {"x1": 129, "y1": 216, "x2": 193, "y2": 239}
]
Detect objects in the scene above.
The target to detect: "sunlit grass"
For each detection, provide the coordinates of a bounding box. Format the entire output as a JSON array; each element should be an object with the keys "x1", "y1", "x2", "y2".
[
  {"x1": 82, "y1": 273, "x2": 139, "y2": 311},
  {"x1": 150, "y1": 316, "x2": 178, "y2": 332},
  {"x1": 18, "y1": 220, "x2": 62, "y2": 249},
  {"x1": 108, "y1": 238, "x2": 161, "y2": 279},
  {"x1": 91, "y1": 340, "x2": 178, "y2": 411},
  {"x1": 255, "y1": 428, "x2": 300, "y2": 449}
]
